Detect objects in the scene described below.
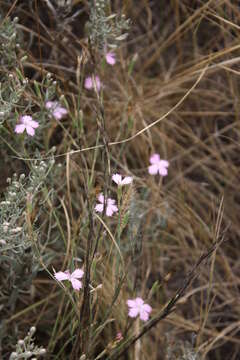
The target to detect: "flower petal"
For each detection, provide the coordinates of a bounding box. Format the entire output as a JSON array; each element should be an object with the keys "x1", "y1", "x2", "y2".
[
  {"x1": 107, "y1": 198, "x2": 116, "y2": 205},
  {"x1": 21, "y1": 115, "x2": 33, "y2": 123},
  {"x1": 112, "y1": 173, "x2": 122, "y2": 185},
  {"x1": 139, "y1": 309, "x2": 150, "y2": 321},
  {"x1": 28, "y1": 120, "x2": 39, "y2": 128},
  {"x1": 142, "y1": 304, "x2": 152, "y2": 313},
  {"x1": 135, "y1": 297, "x2": 144, "y2": 306},
  {"x1": 150, "y1": 154, "x2": 160, "y2": 164},
  {"x1": 45, "y1": 101, "x2": 55, "y2": 109},
  {"x1": 160, "y1": 160, "x2": 169, "y2": 168},
  {"x1": 26, "y1": 125, "x2": 35, "y2": 136},
  {"x1": 95, "y1": 203, "x2": 104, "y2": 213},
  {"x1": 106, "y1": 204, "x2": 118, "y2": 216},
  {"x1": 148, "y1": 164, "x2": 158, "y2": 175},
  {"x1": 127, "y1": 299, "x2": 136, "y2": 308},
  {"x1": 98, "y1": 194, "x2": 104, "y2": 203},
  {"x1": 71, "y1": 278, "x2": 82, "y2": 290},
  {"x1": 53, "y1": 107, "x2": 67, "y2": 120},
  {"x1": 106, "y1": 52, "x2": 116, "y2": 65},
  {"x1": 54, "y1": 271, "x2": 70, "y2": 281},
  {"x1": 128, "y1": 307, "x2": 139, "y2": 318},
  {"x1": 121, "y1": 176, "x2": 133, "y2": 185},
  {"x1": 71, "y1": 268, "x2": 84, "y2": 279},
  {"x1": 158, "y1": 165, "x2": 168, "y2": 176},
  {"x1": 84, "y1": 77, "x2": 93, "y2": 89},
  {"x1": 14, "y1": 124, "x2": 26, "y2": 134}
]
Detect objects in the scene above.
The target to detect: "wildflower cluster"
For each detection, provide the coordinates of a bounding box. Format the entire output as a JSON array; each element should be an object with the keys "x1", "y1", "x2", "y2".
[
  {"x1": 14, "y1": 100, "x2": 68, "y2": 137},
  {"x1": 54, "y1": 161, "x2": 169, "y2": 321}
]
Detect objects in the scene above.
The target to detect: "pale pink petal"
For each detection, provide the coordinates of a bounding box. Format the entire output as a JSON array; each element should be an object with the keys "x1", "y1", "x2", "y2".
[
  {"x1": 128, "y1": 307, "x2": 139, "y2": 318},
  {"x1": 107, "y1": 198, "x2": 116, "y2": 205},
  {"x1": 110, "y1": 204, "x2": 118, "y2": 213},
  {"x1": 121, "y1": 176, "x2": 133, "y2": 185},
  {"x1": 21, "y1": 115, "x2": 33, "y2": 123},
  {"x1": 158, "y1": 164, "x2": 168, "y2": 176},
  {"x1": 45, "y1": 101, "x2": 55, "y2": 109},
  {"x1": 106, "y1": 52, "x2": 116, "y2": 65},
  {"x1": 112, "y1": 174, "x2": 122, "y2": 185},
  {"x1": 98, "y1": 194, "x2": 104, "y2": 203},
  {"x1": 95, "y1": 203, "x2": 104, "y2": 213},
  {"x1": 26, "y1": 125, "x2": 35, "y2": 136},
  {"x1": 139, "y1": 309, "x2": 150, "y2": 321},
  {"x1": 160, "y1": 160, "x2": 169, "y2": 168},
  {"x1": 127, "y1": 299, "x2": 136, "y2": 308},
  {"x1": 28, "y1": 119, "x2": 39, "y2": 128},
  {"x1": 148, "y1": 164, "x2": 159, "y2": 175},
  {"x1": 71, "y1": 278, "x2": 82, "y2": 290},
  {"x1": 135, "y1": 297, "x2": 144, "y2": 306},
  {"x1": 84, "y1": 77, "x2": 93, "y2": 90},
  {"x1": 142, "y1": 304, "x2": 152, "y2": 313},
  {"x1": 53, "y1": 107, "x2": 68, "y2": 120},
  {"x1": 106, "y1": 204, "x2": 118, "y2": 216},
  {"x1": 53, "y1": 110, "x2": 61, "y2": 120},
  {"x1": 150, "y1": 154, "x2": 160, "y2": 164},
  {"x1": 106, "y1": 207, "x2": 114, "y2": 217},
  {"x1": 116, "y1": 332, "x2": 123, "y2": 341},
  {"x1": 71, "y1": 268, "x2": 84, "y2": 279},
  {"x1": 54, "y1": 271, "x2": 70, "y2": 281},
  {"x1": 15, "y1": 124, "x2": 26, "y2": 134},
  {"x1": 59, "y1": 108, "x2": 67, "y2": 115}
]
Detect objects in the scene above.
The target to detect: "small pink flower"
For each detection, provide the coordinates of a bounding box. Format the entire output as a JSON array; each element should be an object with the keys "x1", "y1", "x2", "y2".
[
  {"x1": 95, "y1": 193, "x2": 118, "y2": 217},
  {"x1": 112, "y1": 174, "x2": 133, "y2": 186},
  {"x1": 148, "y1": 153, "x2": 169, "y2": 176},
  {"x1": 127, "y1": 297, "x2": 152, "y2": 322},
  {"x1": 14, "y1": 115, "x2": 39, "y2": 136},
  {"x1": 84, "y1": 75, "x2": 101, "y2": 91},
  {"x1": 54, "y1": 268, "x2": 84, "y2": 290},
  {"x1": 45, "y1": 101, "x2": 67, "y2": 120},
  {"x1": 106, "y1": 52, "x2": 116, "y2": 65},
  {"x1": 116, "y1": 332, "x2": 123, "y2": 341}
]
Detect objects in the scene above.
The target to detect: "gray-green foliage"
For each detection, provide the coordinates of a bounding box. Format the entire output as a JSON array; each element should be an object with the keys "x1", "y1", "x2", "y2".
[
  {"x1": 0, "y1": 15, "x2": 24, "y2": 124},
  {"x1": 0, "y1": 15, "x2": 19, "y2": 68},
  {"x1": 0, "y1": 156, "x2": 55, "y2": 253},
  {"x1": 0, "y1": 153, "x2": 56, "y2": 321},
  {"x1": 87, "y1": 0, "x2": 130, "y2": 50},
  {"x1": 9, "y1": 327, "x2": 46, "y2": 359},
  {"x1": 166, "y1": 337, "x2": 202, "y2": 360}
]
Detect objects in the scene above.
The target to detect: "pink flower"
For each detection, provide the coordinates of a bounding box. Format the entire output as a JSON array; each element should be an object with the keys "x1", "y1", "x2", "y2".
[
  {"x1": 45, "y1": 101, "x2": 67, "y2": 120},
  {"x1": 148, "y1": 154, "x2": 169, "y2": 176},
  {"x1": 14, "y1": 115, "x2": 39, "y2": 136},
  {"x1": 106, "y1": 52, "x2": 116, "y2": 65},
  {"x1": 112, "y1": 174, "x2": 133, "y2": 186},
  {"x1": 84, "y1": 75, "x2": 101, "y2": 91},
  {"x1": 95, "y1": 193, "x2": 118, "y2": 217},
  {"x1": 127, "y1": 297, "x2": 152, "y2": 322},
  {"x1": 54, "y1": 268, "x2": 84, "y2": 290},
  {"x1": 116, "y1": 332, "x2": 123, "y2": 341}
]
